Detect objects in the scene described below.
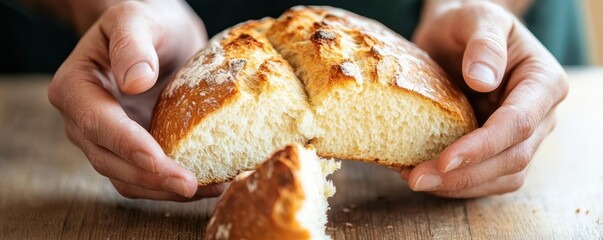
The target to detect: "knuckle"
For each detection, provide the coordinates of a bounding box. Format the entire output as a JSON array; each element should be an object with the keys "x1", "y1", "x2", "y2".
[
  {"x1": 111, "y1": 121, "x2": 131, "y2": 156},
  {"x1": 76, "y1": 109, "x2": 99, "y2": 143},
  {"x1": 511, "y1": 108, "x2": 537, "y2": 141},
  {"x1": 472, "y1": 33, "x2": 506, "y2": 57},
  {"x1": 113, "y1": 182, "x2": 137, "y2": 199},
  {"x1": 550, "y1": 117, "x2": 558, "y2": 133},
  {"x1": 112, "y1": 119, "x2": 142, "y2": 160},
  {"x1": 509, "y1": 148, "x2": 532, "y2": 174},
  {"x1": 508, "y1": 174, "x2": 526, "y2": 192},
  {"x1": 557, "y1": 71, "x2": 570, "y2": 100},
  {"x1": 47, "y1": 77, "x2": 61, "y2": 107},
  {"x1": 64, "y1": 130, "x2": 77, "y2": 144},
  {"x1": 63, "y1": 123, "x2": 80, "y2": 145},
  {"x1": 86, "y1": 150, "x2": 118, "y2": 180},
  {"x1": 452, "y1": 174, "x2": 477, "y2": 190},
  {"x1": 109, "y1": 32, "x2": 143, "y2": 61},
  {"x1": 48, "y1": 71, "x2": 77, "y2": 109},
  {"x1": 481, "y1": 129, "x2": 499, "y2": 156},
  {"x1": 88, "y1": 155, "x2": 110, "y2": 177}
]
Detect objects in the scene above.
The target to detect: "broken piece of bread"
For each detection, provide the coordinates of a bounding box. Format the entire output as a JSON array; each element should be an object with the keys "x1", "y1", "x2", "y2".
[
  {"x1": 150, "y1": 6, "x2": 477, "y2": 186},
  {"x1": 203, "y1": 144, "x2": 339, "y2": 240}
]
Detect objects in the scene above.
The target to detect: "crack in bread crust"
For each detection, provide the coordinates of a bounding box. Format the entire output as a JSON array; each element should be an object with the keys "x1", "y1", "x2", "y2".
[{"x1": 150, "y1": 6, "x2": 477, "y2": 186}]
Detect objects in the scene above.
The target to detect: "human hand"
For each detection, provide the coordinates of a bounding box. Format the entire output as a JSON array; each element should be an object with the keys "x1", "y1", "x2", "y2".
[
  {"x1": 48, "y1": 1, "x2": 223, "y2": 201},
  {"x1": 402, "y1": 1, "x2": 569, "y2": 198}
]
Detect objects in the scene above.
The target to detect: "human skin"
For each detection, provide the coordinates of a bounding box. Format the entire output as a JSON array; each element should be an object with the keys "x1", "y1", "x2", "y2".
[
  {"x1": 48, "y1": 1, "x2": 223, "y2": 201},
  {"x1": 45, "y1": 0, "x2": 567, "y2": 200},
  {"x1": 402, "y1": 0, "x2": 568, "y2": 198}
]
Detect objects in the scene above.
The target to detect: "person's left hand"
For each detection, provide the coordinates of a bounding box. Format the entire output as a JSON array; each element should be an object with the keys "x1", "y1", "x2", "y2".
[{"x1": 402, "y1": 1, "x2": 569, "y2": 198}]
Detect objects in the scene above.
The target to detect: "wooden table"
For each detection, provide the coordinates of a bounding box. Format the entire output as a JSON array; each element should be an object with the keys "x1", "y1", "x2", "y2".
[{"x1": 1, "y1": 69, "x2": 602, "y2": 239}]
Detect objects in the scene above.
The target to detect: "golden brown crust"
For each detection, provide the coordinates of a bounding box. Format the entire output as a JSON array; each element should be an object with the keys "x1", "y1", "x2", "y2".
[
  {"x1": 203, "y1": 145, "x2": 310, "y2": 240},
  {"x1": 151, "y1": 18, "x2": 279, "y2": 154},
  {"x1": 267, "y1": 6, "x2": 476, "y2": 132},
  {"x1": 151, "y1": 6, "x2": 477, "y2": 186}
]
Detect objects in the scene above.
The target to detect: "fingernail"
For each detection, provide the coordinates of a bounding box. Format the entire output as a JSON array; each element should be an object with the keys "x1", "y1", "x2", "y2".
[
  {"x1": 414, "y1": 173, "x2": 441, "y2": 191},
  {"x1": 444, "y1": 156, "x2": 464, "y2": 172},
  {"x1": 132, "y1": 152, "x2": 157, "y2": 173},
  {"x1": 164, "y1": 177, "x2": 189, "y2": 197},
  {"x1": 124, "y1": 62, "x2": 153, "y2": 87},
  {"x1": 468, "y1": 63, "x2": 496, "y2": 85}
]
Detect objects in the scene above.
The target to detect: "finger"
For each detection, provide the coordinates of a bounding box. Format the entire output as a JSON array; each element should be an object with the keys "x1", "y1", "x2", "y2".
[
  {"x1": 64, "y1": 119, "x2": 197, "y2": 197},
  {"x1": 88, "y1": 143, "x2": 192, "y2": 196},
  {"x1": 407, "y1": 110, "x2": 555, "y2": 192},
  {"x1": 111, "y1": 180, "x2": 224, "y2": 201},
  {"x1": 400, "y1": 167, "x2": 414, "y2": 180},
  {"x1": 59, "y1": 78, "x2": 164, "y2": 173},
  {"x1": 52, "y1": 62, "x2": 198, "y2": 198},
  {"x1": 50, "y1": 5, "x2": 172, "y2": 175},
  {"x1": 61, "y1": 115, "x2": 81, "y2": 145},
  {"x1": 460, "y1": 2, "x2": 513, "y2": 92},
  {"x1": 437, "y1": 65, "x2": 567, "y2": 173},
  {"x1": 100, "y1": 1, "x2": 160, "y2": 94},
  {"x1": 430, "y1": 171, "x2": 528, "y2": 198}
]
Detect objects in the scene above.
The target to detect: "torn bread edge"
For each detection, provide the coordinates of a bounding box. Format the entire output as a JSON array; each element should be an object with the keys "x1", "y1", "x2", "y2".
[{"x1": 204, "y1": 144, "x2": 340, "y2": 240}]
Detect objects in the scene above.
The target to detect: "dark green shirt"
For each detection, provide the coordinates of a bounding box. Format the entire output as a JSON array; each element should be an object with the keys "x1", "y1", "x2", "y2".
[{"x1": 0, "y1": 0, "x2": 588, "y2": 73}]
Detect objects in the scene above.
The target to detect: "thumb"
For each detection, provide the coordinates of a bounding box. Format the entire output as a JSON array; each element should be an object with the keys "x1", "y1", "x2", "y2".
[
  {"x1": 101, "y1": 2, "x2": 160, "y2": 94},
  {"x1": 461, "y1": 7, "x2": 513, "y2": 92}
]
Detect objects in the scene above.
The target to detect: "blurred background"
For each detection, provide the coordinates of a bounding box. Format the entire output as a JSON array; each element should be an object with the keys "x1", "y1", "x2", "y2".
[
  {"x1": 0, "y1": 0, "x2": 601, "y2": 74},
  {"x1": 584, "y1": 0, "x2": 603, "y2": 65}
]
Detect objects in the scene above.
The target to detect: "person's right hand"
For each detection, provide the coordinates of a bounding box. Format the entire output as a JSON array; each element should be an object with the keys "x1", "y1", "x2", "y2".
[{"x1": 48, "y1": 1, "x2": 223, "y2": 201}]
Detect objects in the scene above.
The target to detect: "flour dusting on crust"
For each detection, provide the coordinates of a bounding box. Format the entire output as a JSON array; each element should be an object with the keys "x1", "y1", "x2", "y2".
[
  {"x1": 315, "y1": 5, "x2": 449, "y2": 103},
  {"x1": 165, "y1": 28, "x2": 236, "y2": 97},
  {"x1": 340, "y1": 61, "x2": 362, "y2": 84}
]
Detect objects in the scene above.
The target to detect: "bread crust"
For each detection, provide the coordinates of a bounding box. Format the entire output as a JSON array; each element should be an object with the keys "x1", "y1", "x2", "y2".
[
  {"x1": 267, "y1": 6, "x2": 476, "y2": 132},
  {"x1": 203, "y1": 145, "x2": 310, "y2": 240},
  {"x1": 151, "y1": 18, "x2": 279, "y2": 155},
  {"x1": 151, "y1": 6, "x2": 477, "y2": 186}
]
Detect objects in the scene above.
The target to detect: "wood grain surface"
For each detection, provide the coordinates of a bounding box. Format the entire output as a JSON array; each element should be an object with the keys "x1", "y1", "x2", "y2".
[{"x1": 1, "y1": 69, "x2": 602, "y2": 239}]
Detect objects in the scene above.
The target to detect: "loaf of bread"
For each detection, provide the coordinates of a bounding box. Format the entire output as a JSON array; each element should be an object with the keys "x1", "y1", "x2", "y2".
[
  {"x1": 150, "y1": 6, "x2": 476, "y2": 186},
  {"x1": 203, "y1": 144, "x2": 339, "y2": 240}
]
